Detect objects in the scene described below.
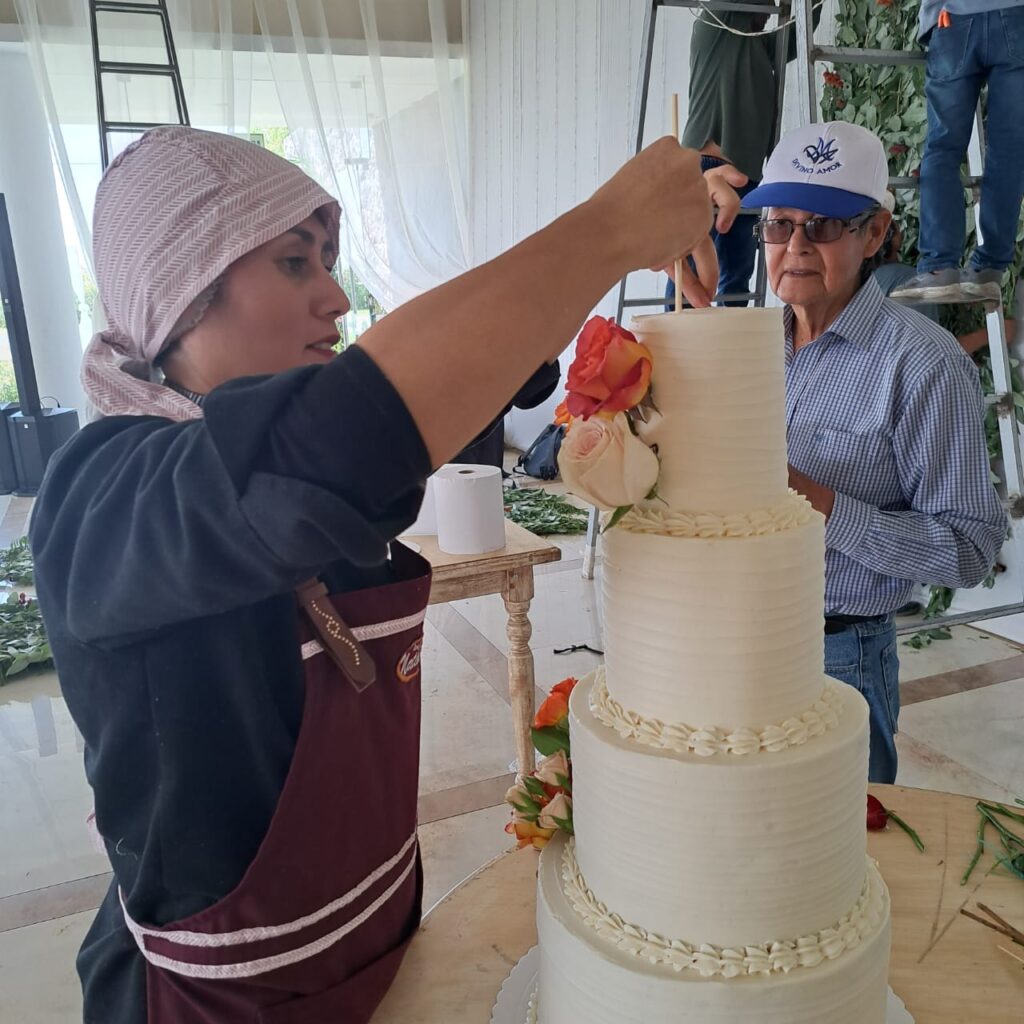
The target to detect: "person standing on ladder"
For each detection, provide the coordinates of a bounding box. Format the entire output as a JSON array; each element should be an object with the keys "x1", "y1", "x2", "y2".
[
  {"x1": 891, "y1": 1, "x2": 1024, "y2": 307},
  {"x1": 666, "y1": 0, "x2": 820, "y2": 308}
]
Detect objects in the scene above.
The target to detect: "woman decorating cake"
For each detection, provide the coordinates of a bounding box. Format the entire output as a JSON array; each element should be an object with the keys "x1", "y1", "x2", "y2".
[
  {"x1": 739, "y1": 121, "x2": 1005, "y2": 783},
  {"x1": 29, "y1": 127, "x2": 723, "y2": 1024}
]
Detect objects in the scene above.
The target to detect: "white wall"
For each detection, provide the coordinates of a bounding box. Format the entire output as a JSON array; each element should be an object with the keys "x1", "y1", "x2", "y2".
[
  {"x1": 467, "y1": 0, "x2": 698, "y2": 448},
  {"x1": 0, "y1": 44, "x2": 85, "y2": 413}
]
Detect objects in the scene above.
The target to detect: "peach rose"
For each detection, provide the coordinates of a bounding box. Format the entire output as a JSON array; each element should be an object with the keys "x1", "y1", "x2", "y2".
[
  {"x1": 534, "y1": 750, "x2": 570, "y2": 788},
  {"x1": 537, "y1": 792, "x2": 573, "y2": 831},
  {"x1": 558, "y1": 413, "x2": 659, "y2": 511},
  {"x1": 504, "y1": 780, "x2": 537, "y2": 814},
  {"x1": 565, "y1": 317, "x2": 653, "y2": 420}
]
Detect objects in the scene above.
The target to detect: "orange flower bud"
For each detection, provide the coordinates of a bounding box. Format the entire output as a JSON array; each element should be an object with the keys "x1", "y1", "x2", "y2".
[
  {"x1": 505, "y1": 818, "x2": 556, "y2": 850},
  {"x1": 532, "y1": 677, "x2": 579, "y2": 730}
]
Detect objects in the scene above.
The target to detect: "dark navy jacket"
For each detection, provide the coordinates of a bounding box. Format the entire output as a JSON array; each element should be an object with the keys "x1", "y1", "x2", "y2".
[{"x1": 29, "y1": 347, "x2": 430, "y2": 1023}]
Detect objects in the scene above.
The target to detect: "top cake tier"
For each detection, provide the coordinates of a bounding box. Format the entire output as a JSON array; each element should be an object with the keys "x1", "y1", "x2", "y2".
[{"x1": 629, "y1": 307, "x2": 788, "y2": 514}]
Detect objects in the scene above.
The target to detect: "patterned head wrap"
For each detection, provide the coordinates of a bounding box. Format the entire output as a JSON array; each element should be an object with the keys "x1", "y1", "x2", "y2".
[{"x1": 82, "y1": 126, "x2": 340, "y2": 421}]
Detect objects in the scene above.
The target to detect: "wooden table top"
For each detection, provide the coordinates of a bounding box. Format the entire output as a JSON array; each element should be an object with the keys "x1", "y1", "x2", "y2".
[
  {"x1": 405, "y1": 520, "x2": 562, "y2": 579},
  {"x1": 373, "y1": 785, "x2": 1024, "y2": 1023}
]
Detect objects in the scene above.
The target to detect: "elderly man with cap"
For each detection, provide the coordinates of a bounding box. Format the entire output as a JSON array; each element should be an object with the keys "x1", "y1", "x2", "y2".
[{"x1": 739, "y1": 121, "x2": 1005, "y2": 784}]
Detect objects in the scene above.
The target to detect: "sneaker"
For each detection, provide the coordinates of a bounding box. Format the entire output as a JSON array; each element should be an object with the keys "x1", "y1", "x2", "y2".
[
  {"x1": 961, "y1": 267, "x2": 1003, "y2": 309},
  {"x1": 890, "y1": 268, "x2": 970, "y2": 304}
]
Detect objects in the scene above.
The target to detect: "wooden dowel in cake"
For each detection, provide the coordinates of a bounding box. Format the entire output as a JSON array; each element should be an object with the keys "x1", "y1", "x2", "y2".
[{"x1": 671, "y1": 93, "x2": 682, "y2": 314}]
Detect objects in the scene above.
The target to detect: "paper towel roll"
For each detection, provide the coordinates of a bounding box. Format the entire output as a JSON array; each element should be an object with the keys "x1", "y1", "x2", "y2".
[{"x1": 434, "y1": 464, "x2": 506, "y2": 555}]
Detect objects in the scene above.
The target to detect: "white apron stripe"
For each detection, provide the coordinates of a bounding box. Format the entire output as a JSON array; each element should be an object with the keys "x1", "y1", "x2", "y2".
[
  {"x1": 121, "y1": 832, "x2": 417, "y2": 952},
  {"x1": 301, "y1": 609, "x2": 426, "y2": 662},
  {"x1": 129, "y1": 851, "x2": 418, "y2": 979}
]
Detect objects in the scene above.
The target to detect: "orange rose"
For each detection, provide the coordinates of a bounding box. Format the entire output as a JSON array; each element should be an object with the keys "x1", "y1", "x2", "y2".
[
  {"x1": 553, "y1": 399, "x2": 573, "y2": 427},
  {"x1": 533, "y1": 677, "x2": 579, "y2": 730},
  {"x1": 565, "y1": 317, "x2": 653, "y2": 420},
  {"x1": 506, "y1": 817, "x2": 556, "y2": 850}
]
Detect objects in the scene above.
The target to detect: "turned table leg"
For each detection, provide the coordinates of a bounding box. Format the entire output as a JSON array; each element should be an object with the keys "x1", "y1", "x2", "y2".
[{"x1": 503, "y1": 566, "x2": 537, "y2": 774}]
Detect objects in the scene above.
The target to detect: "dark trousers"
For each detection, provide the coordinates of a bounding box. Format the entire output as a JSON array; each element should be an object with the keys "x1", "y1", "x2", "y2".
[{"x1": 918, "y1": 7, "x2": 1024, "y2": 272}]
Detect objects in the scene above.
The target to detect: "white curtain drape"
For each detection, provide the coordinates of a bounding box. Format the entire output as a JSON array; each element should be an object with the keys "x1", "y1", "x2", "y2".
[
  {"x1": 251, "y1": 0, "x2": 470, "y2": 310},
  {"x1": 14, "y1": 0, "x2": 471, "y2": 328}
]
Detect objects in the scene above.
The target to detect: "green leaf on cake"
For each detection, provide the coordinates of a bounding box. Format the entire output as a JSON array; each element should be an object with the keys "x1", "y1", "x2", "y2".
[
  {"x1": 508, "y1": 794, "x2": 542, "y2": 817},
  {"x1": 522, "y1": 774, "x2": 549, "y2": 800},
  {"x1": 532, "y1": 725, "x2": 571, "y2": 757},
  {"x1": 603, "y1": 505, "x2": 633, "y2": 533}
]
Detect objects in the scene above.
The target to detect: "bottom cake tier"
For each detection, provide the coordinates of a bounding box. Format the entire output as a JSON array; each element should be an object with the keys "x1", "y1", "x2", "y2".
[{"x1": 534, "y1": 832, "x2": 891, "y2": 1024}]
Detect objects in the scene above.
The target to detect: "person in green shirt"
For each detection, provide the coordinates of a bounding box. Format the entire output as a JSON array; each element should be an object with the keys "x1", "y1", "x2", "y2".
[{"x1": 667, "y1": 1, "x2": 818, "y2": 308}]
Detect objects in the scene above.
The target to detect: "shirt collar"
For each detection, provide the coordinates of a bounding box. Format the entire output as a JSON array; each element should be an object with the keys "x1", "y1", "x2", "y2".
[
  {"x1": 784, "y1": 276, "x2": 885, "y2": 356},
  {"x1": 165, "y1": 380, "x2": 207, "y2": 407}
]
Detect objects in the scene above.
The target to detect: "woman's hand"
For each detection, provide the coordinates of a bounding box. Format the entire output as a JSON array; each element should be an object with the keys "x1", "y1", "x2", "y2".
[
  {"x1": 661, "y1": 236, "x2": 719, "y2": 309},
  {"x1": 704, "y1": 163, "x2": 748, "y2": 234},
  {"x1": 653, "y1": 161, "x2": 748, "y2": 307}
]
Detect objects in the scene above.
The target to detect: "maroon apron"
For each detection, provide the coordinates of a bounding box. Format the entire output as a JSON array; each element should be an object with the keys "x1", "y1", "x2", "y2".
[{"x1": 121, "y1": 543, "x2": 432, "y2": 1024}]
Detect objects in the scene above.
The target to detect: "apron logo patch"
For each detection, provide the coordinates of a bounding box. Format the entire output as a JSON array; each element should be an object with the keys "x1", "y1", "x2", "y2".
[{"x1": 396, "y1": 638, "x2": 423, "y2": 683}]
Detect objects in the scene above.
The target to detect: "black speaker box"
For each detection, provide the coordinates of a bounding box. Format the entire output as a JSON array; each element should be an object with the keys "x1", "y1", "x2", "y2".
[
  {"x1": 0, "y1": 403, "x2": 21, "y2": 495},
  {"x1": 7, "y1": 407, "x2": 80, "y2": 496}
]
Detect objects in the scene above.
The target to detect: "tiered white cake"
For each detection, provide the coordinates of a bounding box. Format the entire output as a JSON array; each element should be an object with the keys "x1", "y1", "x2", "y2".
[{"x1": 534, "y1": 308, "x2": 891, "y2": 1022}]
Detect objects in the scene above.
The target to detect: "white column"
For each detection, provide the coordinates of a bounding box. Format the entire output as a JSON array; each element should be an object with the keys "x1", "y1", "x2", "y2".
[{"x1": 0, "y1": 45, "x2": 86, "y2": 414}]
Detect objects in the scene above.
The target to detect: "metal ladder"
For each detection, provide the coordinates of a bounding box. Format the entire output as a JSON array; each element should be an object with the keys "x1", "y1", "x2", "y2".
[
  {"x1": 582, "y1": 0, "x2": 1024, "y2": 632},
  {"x1": 582, "y1": 0, "x2": 792, "y2": 579},
  {"x1": 88, "y1": 0, "x2": 190, "y2": 170}
]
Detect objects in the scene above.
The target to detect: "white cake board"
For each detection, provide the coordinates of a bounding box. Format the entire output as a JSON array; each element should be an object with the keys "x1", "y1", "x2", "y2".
[{"x1": 490, "y1": 947, "x2": 914, "y2": 1024}]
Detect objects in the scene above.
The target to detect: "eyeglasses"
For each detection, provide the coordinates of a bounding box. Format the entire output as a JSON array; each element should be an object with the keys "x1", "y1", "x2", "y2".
[{"x1": 753, "y1": 208, "x2": 880, "y2": 245}]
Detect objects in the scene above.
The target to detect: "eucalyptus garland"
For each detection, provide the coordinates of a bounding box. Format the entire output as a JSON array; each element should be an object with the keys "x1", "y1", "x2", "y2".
[
  {"x1": 504, "y1": 485, "x2": 588, "y2": 536},
  {"x1": 0, "y1": 536, "x2": 34, "y2": 586},
  {"x1": 0, "y1": 592, "x2": 52, "y2": 683},
  {"x1": 0, "y1": 537, "x2": 52, "y2": 683},
  {"x1": 821, "y1": 0, "x2": 1024, "y2": 640}
]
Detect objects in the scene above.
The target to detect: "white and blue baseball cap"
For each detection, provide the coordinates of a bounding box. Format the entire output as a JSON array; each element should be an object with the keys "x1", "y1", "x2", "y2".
[{"x1": 742, "y1": 121, "x2": 890, "y2": 218}]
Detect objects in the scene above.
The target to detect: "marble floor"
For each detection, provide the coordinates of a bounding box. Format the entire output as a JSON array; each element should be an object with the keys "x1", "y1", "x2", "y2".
[{"x1": 1, "y1": 489, "x2": 1023, "y2": 1021}]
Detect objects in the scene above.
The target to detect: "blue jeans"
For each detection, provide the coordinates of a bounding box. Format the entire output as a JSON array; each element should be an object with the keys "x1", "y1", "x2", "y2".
[
  {"x1": 824, "y1": 617, "x2": 900, "y2": 784},
  {"x1": 918, "y1": 8, "x2": 1024, "y2": 272},
  {"x1": 665, "y1": 155, "x2": 759, "y2": 309}
]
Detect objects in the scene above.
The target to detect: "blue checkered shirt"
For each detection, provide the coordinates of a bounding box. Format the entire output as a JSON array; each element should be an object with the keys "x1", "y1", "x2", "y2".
[{"x1": 785, "y1": 278, "x2": 1006, "y2": 616}]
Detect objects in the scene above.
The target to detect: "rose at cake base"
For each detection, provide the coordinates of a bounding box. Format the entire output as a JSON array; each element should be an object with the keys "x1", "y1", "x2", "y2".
[{"x1": 525, "y1": 307, "x2": 892, "y2": 1022}]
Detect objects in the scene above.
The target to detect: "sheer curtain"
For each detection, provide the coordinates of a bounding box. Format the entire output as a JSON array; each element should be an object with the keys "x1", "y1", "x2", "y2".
[
  {"x1": 13, "y1": 0, "x2": 262, "y2": 343},
  {"x1": 14, "y1": 0, "x2": 471, "y2": 326},
  {"x1": 251, "y1": 0, "x2": 470, "y2": 311}
]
